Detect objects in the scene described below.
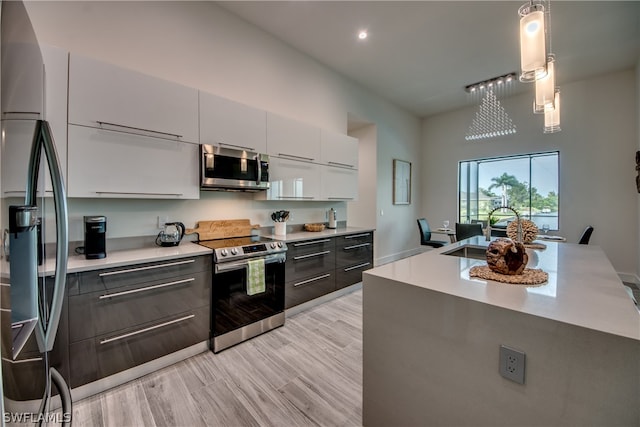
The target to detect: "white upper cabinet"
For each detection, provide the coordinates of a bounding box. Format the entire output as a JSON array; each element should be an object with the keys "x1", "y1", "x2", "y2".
[
  {"x1": 67, "y1": 125, "x2": 199, "y2": 199},
  {"x1": 68, "y1": 54, "x2": 199, "y2": 144},
  {"x1": 262, "y1": 157, "x2": 321, "y2": 201},
  {"x1": 199, "y1": 92, "x2": 267, "y2": 153},
  {"x1": 320, "y1": 130, "x2": 358, "y2": 169},
  {"x1": 266, "y1": 113, "x2": 321, "y2": 162},
  {"x1": 321, "y1": 166, "x2": 358, "y2": 201},
  {"x1": 1, "y1": 45, "x2": 68, "y2": 196}
]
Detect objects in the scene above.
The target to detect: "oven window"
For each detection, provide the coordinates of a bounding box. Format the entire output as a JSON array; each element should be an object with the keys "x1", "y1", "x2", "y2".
[
  {"x1": 205, "y1": 154, "x2": 259, "y2": 181},
  {"x1": 212, "y1": 263, "x2": 284, "y2": 336}
]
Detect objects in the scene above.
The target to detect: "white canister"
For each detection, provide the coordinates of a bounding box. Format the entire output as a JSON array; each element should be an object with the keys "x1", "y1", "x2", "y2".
[{"x1": 274, "y1": 222, "x2": 287, "y2": 236}]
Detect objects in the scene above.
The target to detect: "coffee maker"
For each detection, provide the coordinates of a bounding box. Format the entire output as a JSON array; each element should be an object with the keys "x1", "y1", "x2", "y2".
[{"x1": 84, "y1": 216, "x2": 106, "y2": 259}]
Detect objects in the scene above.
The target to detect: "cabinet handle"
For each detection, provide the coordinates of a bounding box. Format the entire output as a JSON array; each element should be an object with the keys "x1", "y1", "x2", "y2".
[
  {"x1": 2, "y1": 356, "x2": 43, "y2": 364},
  {"x1": 344, "y1": 243, "x2": 371, "y2": 250},
  {"x1": 344, "y1": 233, "x2": 371, "y2": 239},
  {"x1": 98, "y1": 259, "x2": 195, "y2": 277},
  {"x1": 217, "y1": 142, "x2": 256, "y2": 152},
  {"x1": 293, "y1": 239, "x2": 332, "y2": 247},
  {"x1": 277, "y1": 153, "x2": 315, "y2": 162},
  {"x1": 293, "y1": 250, "x2": 331, "y2": 260},
  {"x1": 344, "y1": 262, "x2": 371, "y2": 272},
  {"x1": 293, "y1": 273, "x2": 331, "y2": 287},
  {"x1": 275, "y1": 196, "x2": 315, "y2": 200},
  {"x1": 96, "y1": 121, "x2": 183, "y2": 140},
  {"x1": 99, "y1": 277, "x2": 195, "y2": 300},
  {"x1": 328, "y1": 197, "x2": 354, "y2": 200},
  {"x1": 328, "y1": 161, "x2": 355, "y2": 168},
  {"x1": 94, "y1": 191, "x2": 184, "y2": 197},
  {"x1": 99, "y1": 314, "x2": 195, "y2": 345}
]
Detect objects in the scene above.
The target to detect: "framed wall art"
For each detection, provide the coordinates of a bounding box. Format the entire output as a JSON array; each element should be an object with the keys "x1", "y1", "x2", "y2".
[{"x1": 393, "y1": 159, "x2": 411, "y2": 205}]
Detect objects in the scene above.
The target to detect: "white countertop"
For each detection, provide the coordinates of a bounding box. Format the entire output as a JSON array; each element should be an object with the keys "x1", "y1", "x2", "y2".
[
  {"x1": 264, "y1": 226, "x2": 375, "y2": 243},
  {"x1": 364, "y1": 236, "x2": 639, "y2": 341},
  {"x1": 39, "y1": 242, "x2": 212, "y2": 275}
]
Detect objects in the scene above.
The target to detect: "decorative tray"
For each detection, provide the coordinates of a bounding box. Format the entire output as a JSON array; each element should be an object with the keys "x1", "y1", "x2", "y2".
[{"x1": 304, "y1": 223, "x2": 326, "y2": 232}]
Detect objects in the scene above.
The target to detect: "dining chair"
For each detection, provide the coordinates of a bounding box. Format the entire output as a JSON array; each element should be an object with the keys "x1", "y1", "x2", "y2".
[
  {"x1": 417, "y1": 218, "x2": 447, "y2": 248},
  {"x1": 455, "y1": 223, "x2": 484, "y2": 241},
  {"x1": 578, "y1": 226, "x2": 594, "y2": 244}
]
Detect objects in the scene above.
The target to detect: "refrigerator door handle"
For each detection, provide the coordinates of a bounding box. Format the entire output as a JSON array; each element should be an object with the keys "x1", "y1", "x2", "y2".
[{"x1": 26, "y1": 120, "x2": 68, "y2": 353}]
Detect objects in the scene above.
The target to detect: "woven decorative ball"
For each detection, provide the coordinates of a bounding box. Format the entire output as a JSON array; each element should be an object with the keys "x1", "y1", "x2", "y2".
[
  {"x1": 304, "y1": 223, "x2": 326, "y2": 232},
  {"x1": 506, "y1": 219, "x2": 539, "y2": 243}
]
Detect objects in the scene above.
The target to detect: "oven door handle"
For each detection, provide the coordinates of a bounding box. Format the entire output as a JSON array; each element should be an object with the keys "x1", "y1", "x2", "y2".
[{"x1": 215, "y1": 253, "x2": 286, "y2": 273}]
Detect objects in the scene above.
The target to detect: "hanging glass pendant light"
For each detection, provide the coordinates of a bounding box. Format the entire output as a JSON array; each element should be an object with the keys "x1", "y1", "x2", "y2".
[
  {"x1": 519, "y1": 2, "x2": 547, "y2": 82},
  {"x1": 543, "y1": 89, "x2": 561, "y2": 133},
  {"x1": 534, "y1": 54, "x2": 555, "y2": 113}
]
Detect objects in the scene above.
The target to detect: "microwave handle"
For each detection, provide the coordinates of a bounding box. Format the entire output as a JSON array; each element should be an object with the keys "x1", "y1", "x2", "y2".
[{"x1": 256, "y1": 156, "x2": 262, "y2": 185}]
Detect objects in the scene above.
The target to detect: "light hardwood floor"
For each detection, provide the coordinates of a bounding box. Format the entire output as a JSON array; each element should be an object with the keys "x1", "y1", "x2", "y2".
[{"x1": 72, "y1": 289, "x2": 363, "y2": 427}]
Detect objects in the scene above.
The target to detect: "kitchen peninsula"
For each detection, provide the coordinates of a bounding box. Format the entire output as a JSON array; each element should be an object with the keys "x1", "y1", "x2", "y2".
[{"x1": 362, "y1": 236, "x2": 639, "y2": 426}]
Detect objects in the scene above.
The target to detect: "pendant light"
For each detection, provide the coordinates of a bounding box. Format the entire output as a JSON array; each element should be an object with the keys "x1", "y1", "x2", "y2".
[
  {"x1": 534, "y1": 54, "x2": 555, "y2": 113},
  {"x1": 543, "y1": 89, "x2": 561, "y2": 133},
  {"x1": 519, "y1": 2, "x2": 547, "y2": 82}
]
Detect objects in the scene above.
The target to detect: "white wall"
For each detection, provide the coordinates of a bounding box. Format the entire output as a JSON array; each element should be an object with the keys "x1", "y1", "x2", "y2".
[
  {"x1": 422, "y1": 70, "x2": 638, "y2": 276},
  {"x1": 23, "y1": 1, "x2": 422, "y2": 264}
]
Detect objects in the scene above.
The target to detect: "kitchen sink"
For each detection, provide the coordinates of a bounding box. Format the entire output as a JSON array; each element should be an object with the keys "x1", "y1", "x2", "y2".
[{"x1": 441, "y1": 244, "x2": 487, "y2": 260}]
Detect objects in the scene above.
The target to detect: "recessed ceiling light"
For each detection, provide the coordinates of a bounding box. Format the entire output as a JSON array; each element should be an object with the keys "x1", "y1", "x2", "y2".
[{"x1": 358, "y1": 30, "x2": 368, "y2": 40}]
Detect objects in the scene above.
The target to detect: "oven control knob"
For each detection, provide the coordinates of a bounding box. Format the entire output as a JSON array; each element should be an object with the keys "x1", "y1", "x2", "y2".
[
  {"x1": 277, "y1": 242, "x2": 283, "y2": 248},
  {"x1": 231, "y1": 248, "x2": 238, "y2": 255},
  {"x1": 270, "y1": 242, "x2": 276, "y2": 249},
  {"x1": 220, "y1": 249, "x2": 228, "y2": 257}
]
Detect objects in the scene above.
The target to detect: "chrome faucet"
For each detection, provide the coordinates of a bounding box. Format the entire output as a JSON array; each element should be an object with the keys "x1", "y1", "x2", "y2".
[{"x1": 486, "y1": 206, "x2": 522, "y2": 243}]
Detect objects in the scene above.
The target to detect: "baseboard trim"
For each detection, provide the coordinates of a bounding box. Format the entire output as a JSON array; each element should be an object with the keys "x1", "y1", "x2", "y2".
[
  {"x1": 286, "y1": 283, "x2": 362, "y2": 317},
  {"x1": 618, "y1": 272, "x2": 640, "y2": 285},
  {"x1": 375, "y1": 247, "x2": 426, "y2": 266}
]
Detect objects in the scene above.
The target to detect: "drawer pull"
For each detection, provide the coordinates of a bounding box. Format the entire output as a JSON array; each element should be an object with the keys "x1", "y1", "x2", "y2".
[
  {"x1": 99, "y1": 277, "x2": 195, "y2": 300},
  {"x1": 99, "y1": 314, "x2": 195, "y2": 345},
  {"x1": 95, "y1": 191, "x2": 184, "y2": 197},
  {"x1": 293, "y1": 250, "x2": 331, "y2": 260},
  {"x1": 96, "y1": 121, "x2": 183, "y2": 140},
  {"x1": 2, "y1": 356, "x2": 43, "y2": 364},
  {"x1": 327, "y1": 161, "x2": 355, "y2": 168},
  {"x1": 217, "y1": 142, "x2": 256, "y2": 152},
  {"x1": 275, "y1": 196, "x2": 315, "y2": 200},
  {"x1": 278, "y1": 153, "x2": 315, "y2": 162},
  {"x1": 293, "y1": 273, "x2": 331, "y2": 287},
  {"x1": 344, "y1": 262, "x2": 371, "y2": 272},
  {"x1": 344, "y1": 243, "x2": 371, "y2": 250},
  {"x1": 98, "y1": 259, "x2": 195, "y2": 277},
  {"x1": 344, "y1": 233, "x2": 371, "y2": 239},
  {"x1": 293, "y1": 239, "x2": 332, "y2": 247}
]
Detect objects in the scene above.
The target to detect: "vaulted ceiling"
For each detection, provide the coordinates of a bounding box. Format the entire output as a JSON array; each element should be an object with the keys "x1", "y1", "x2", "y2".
[{"x1": 218, "y1": 1, "x2": 640, "y2": 117}]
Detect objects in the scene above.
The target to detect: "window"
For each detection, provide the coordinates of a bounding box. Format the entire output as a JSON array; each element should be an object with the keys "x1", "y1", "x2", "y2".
[{"x1": 459, "y1": 152, "x2": 559, "y2": 230}]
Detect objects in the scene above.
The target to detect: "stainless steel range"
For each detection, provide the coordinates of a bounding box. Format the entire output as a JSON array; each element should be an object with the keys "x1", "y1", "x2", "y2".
[{"x1": 197, "y1": 235, "x2": 287, "y2": 353}]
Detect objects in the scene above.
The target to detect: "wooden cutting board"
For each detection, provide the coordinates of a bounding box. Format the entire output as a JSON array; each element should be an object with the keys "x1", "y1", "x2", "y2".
[{"x1": 185, "y1": 219, "x2": 260, "y2": 240}]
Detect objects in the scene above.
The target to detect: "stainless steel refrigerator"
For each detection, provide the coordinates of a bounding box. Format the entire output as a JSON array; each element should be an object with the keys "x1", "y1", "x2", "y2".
[{"x1": 1, "y1": 1, "x2": 71, "y2": 424}]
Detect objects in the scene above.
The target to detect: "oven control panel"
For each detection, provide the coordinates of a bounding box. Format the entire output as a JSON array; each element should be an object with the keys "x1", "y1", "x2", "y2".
[{"x1": 214, "y1": 241, "x2": 287, "y2": 262}]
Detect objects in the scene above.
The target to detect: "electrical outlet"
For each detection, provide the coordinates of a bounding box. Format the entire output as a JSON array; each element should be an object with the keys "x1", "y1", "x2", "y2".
[
  {"x1": 499, "y1": 345, "x2": 525, "y2": 384},
  {"x1": 157, "y1": 215, "x2": 169, "y2": 229}
]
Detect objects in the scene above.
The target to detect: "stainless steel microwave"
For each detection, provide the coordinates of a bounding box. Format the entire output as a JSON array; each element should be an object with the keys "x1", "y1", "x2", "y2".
[{"x1": 200, "y1": 144, "x2": 270, "y2": 191}]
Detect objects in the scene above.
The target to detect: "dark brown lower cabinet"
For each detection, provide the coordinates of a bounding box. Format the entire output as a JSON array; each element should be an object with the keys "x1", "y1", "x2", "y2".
[
  {"x1": 335, "y1": 232, "x2": 374, "y2": 290},
  {"x1": 69, "y1": 306, "x2": 209, "y2": 387},
  {"x1": 68, "y1": 255, "x2": 211, "y2": 388},
  {"x1": 284, "y1": 231, "x2": 374, "y2": 309},
  {"x1": 285, "y1": 272, "x2": 336, "y2": 308},
  {"x1": 2, "y1": 254, "x2": 212, "y2": 399}
]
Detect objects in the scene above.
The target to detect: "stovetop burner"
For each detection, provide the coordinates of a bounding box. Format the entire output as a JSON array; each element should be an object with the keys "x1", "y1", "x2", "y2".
[{"x1": 197, "y1": 235, "x2": 287, "y2": 263}]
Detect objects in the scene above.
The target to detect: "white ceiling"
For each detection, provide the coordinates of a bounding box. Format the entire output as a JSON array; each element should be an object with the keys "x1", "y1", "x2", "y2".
[{"x1": 217, "y1": 1, "x2": 640, "y2": 118}]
